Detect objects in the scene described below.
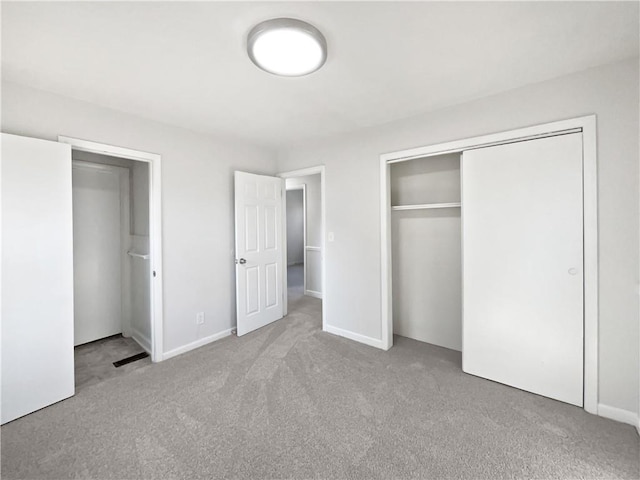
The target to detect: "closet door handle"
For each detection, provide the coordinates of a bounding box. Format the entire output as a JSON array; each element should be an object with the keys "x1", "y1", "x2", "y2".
[{"x1": 236, "y1": 258, "x2": 247, "y2": 265}]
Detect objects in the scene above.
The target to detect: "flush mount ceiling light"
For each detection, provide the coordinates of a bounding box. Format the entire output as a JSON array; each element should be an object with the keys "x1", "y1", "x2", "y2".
[{"x1": 247, "y1": 18, "x2": 327, "y2": 77}]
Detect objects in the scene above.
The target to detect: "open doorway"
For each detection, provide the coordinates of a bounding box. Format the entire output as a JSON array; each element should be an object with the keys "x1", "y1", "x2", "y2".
[
  {"x1": 280, "y1": 167, "x2": 325, "y2": 329},
  {"x1": 59, "y1": 136, "x2": 163, "y2": 389},
  {"x1": 71, "y1": 151, "x2": 151, "y2": 389},
  {"x1": 285, "y1": 185, "x2": 305, "y2": 299}
]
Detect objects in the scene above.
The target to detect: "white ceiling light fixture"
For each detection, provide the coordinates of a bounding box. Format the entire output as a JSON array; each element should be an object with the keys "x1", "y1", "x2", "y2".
[{"x1": 247, "y1": 18, "x2": 327, "y2": 77}]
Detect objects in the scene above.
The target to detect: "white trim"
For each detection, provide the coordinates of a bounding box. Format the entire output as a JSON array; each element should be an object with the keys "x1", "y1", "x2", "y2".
[
  {"x1": 304, "y1": 290, "x2": 322, "y2": 299},
  {"x1": 302, "y1": 185, "x2": 307, "y2": 294},
  {"x1": 380, "y1": 152, "x2": 392, "y2": 350},
  {"x1": 597, "y1": 404, "x2": 639, "y2": 427},
  {"x1": 278, "y1": 166, "x2": 326, "y2": 333},
  {"x1": 280, "y1": 179, "x2": 288, "y2": 317},
  {"x1": 380, "y1": 115, "x2": 598, "y2": 412},
  {"x1": 580, "y1": 115, "x2": 599, "y2": 415},
  {"x1": 306, "y1": 246, "x2": 321, "y2": 251},
  {"x1": 162, "y1": 329, "x2": 233, "y2": 361},
  {"x1": 381, "y1": 122, "x2": 584, "y2": 163},
  {"x1": 279, "y1": 166, "x2": 325, "y2": 178},
  {"x1": 131, "y1": 329, "x2": 152, "y2": 355},
  {"x1": 58, "y1": 136, "x2": 159, "y2": 163},
  {"x1": 325, "y1": 324, "x2": 383, "y2": 349},
  {"x1": 59, "y1": 136, "x2": 164, "y2": 363}
]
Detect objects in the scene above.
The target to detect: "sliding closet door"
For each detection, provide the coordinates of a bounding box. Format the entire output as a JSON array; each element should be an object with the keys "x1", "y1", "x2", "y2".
[
  {"x1": 1, "y1": 133, "x2": 75, "y2": 424},
  {"x1": 462, "y1": 133, "x2": 583, "y2": 406}
]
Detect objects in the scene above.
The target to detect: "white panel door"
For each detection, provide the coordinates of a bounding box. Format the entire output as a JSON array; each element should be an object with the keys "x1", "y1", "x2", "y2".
[
  {"x1": 462, "y1": 133, "x2": 584, "y2": 406},
  {"x1": 72, "y1": 162, "x2": 125, "y2": 345},
  {"x1": 234, "y1": 171, "x2": 284, "y2": 336},
  {"x1": 1, "y1": 133, "x2": 75, "y2": 424}
]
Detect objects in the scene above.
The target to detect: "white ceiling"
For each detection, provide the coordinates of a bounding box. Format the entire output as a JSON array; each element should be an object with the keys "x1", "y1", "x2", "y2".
[{"x1": 2, "y1": 2, "x2": 638, "y2": 148}]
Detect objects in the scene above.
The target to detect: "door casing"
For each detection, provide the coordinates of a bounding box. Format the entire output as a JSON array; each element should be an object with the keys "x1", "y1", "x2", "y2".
[
  {"x1": 59, "y1": 136, "x2": 164, "y2": 362},
  {"x1": 278, "y1": 166, "x2": 326, "y2": 328}
]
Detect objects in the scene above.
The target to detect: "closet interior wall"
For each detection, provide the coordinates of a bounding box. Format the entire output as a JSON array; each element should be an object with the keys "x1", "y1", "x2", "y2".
[
  {"x1": 390, "y1": 153, "x2": 462, "y2": 351},
  {"x1": 72, "y1": 151, "x2": 151, "y2": 351}
]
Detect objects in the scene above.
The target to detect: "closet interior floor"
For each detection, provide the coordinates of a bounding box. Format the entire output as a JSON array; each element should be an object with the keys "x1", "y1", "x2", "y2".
[{"x1": 74, "y1": 335, "x2": 150, "y2": 391}]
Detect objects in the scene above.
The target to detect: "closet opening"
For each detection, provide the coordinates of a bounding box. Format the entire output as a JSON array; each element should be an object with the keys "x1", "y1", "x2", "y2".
[
  {"x1": 279, "y1": 166, "x2": 326, "y2": 330},
  {"x1": 380, "y1": 115, "x2": 598, "y2": 414},
  {"x1": 390, "y1": 153, "x2": 462, "y2": 353},
  {"x1": 59, "y1": 136, "x2": 164, "y2": 376},
  {"x1": 72, "y1": 152, "x2": 152, "y2": 389}
]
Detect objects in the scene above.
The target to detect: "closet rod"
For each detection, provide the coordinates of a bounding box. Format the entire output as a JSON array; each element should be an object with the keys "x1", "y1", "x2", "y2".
[{"x1": 127, "y1": 251, "x2": 150, "y2": 260}]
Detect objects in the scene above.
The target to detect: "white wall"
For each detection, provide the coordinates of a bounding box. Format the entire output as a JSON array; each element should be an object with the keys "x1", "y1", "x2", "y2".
[
  {"x1": 1, "y1": 81, "x2": 277, "y2": 356},
  {"x1": 132, "y1": 161, "x2": 150, "y2": 236},
  {"x1": 72, "y1": 150, "x2": 148, "y2": 235},
  {"x1": 391, "y1": 153, "x2": 462, "y2": 351},
  {"x1": 70, "y1": 151, "x2": 152, "y2": 349},
  {"x1": 71, "y1": 161, "x2": 125, "y2": 345},
  {"x1": 286, "y1": 189, "x2": 304, "y2": 265},
  {"x1": 286, "y1": 174, "x2": 323, "y2": 295},
  {"x1": 277, "y1": 58, "x2": 640, "y2": 416}
]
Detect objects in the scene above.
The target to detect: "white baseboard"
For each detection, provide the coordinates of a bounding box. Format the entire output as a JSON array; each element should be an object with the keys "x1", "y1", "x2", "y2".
[
  {"x1": 162, "y1": 328, "x2": 234, "y2": 361},
  {"x1": 131, "y1": 329, "x2": 151, "y2": 354},
  {"x1": 304, "y1": 289, "x2": 322, "y2": 299},
  {"x1": 324, "y1": 324, "x2": 383, "y2": 349},
  {"x1": 598, "y1": 403, "x2": 639, "y2": 427}
]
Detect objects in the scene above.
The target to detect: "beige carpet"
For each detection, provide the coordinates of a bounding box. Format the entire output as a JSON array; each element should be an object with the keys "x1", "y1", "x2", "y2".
[
  {"x1": 2, "y1": 293, "x2": 638, "y2": 479},
  {"x1": 75, "y1": 335, "x2": 151, "y2": 391}
]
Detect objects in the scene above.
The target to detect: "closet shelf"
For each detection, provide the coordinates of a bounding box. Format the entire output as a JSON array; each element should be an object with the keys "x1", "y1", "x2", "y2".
[
  {"x1": 127, "y1": 251, "x2": 150, "y2": 260},
  {"x1": 391, "y1": 202, "x2": 461, "y2": 211}
]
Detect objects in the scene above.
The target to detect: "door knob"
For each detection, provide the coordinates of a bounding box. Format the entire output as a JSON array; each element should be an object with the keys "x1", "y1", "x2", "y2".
[{"x1": 237, "y1": 258, "x2": 247, "y2": 265}]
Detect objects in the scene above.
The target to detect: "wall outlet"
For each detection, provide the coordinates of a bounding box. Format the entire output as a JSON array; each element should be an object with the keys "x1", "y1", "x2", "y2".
[{"x1": 196, "y1": 312, "x2": 205, "y2": 325}]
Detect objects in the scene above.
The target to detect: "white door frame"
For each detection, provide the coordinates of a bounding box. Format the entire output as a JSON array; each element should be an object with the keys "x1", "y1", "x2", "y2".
[
  {"x1": 379, "y1": 115, "x2": 598, "y2": 414},
  {"x1": 285, "y1": 184, "x2": 307, "y2": 293},
  {"x1": 59, "y1": 136, "x2": 164, "y2": 363},
  {"x1": 278, "y1": 166, "x2": 326, "y2": 330}
]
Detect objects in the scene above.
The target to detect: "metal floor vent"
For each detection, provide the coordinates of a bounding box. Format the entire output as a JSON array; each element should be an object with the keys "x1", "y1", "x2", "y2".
[{"x1": 113, "y1": 352, "x2": 149, "y2": 368}]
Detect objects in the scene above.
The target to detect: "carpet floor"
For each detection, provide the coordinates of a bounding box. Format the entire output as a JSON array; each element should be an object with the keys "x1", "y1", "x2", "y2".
[
  {"x1": 1, "y1": 293, "x2": 638, "y2": 479},
  {"x1": 287, "y1": 264, "x2": 304, "y2": 297},
  {"x1": 75, "y1": 335, "x2": 151, "y2": 391}
]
